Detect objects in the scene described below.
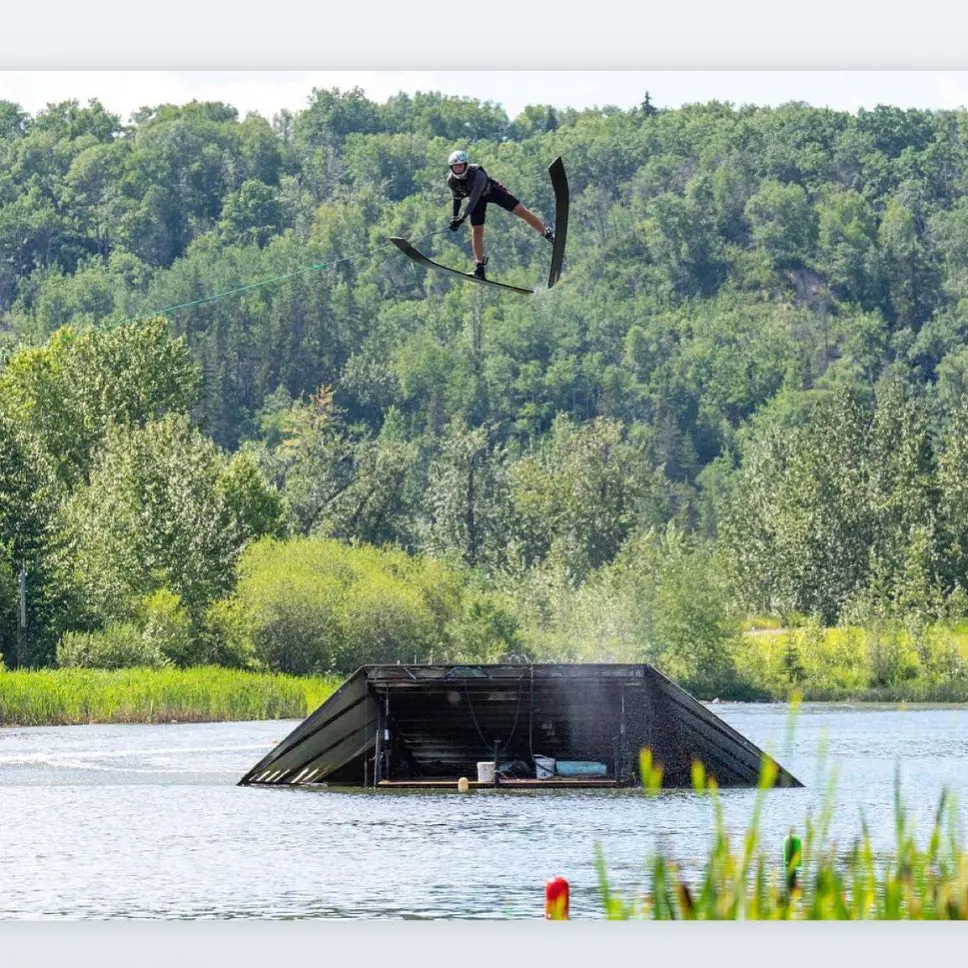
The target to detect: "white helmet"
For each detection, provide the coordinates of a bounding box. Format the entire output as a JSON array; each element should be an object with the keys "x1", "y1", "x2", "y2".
[{"x1": 448, "y1": 149, "x2": 469, "y2": 179}]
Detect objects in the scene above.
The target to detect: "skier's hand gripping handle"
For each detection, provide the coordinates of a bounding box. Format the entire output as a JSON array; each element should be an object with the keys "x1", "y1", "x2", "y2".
[{"x1": 449, "y1": 214, "x2": 466, "y2": 231}]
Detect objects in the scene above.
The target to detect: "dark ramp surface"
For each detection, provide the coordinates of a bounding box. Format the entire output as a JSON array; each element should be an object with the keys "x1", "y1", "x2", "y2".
[{"x1": 239, "y1": 664, "x2": 801, "y2": 789}]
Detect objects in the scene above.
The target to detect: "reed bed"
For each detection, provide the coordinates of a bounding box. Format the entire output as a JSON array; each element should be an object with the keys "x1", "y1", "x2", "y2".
[
  {"x1": 0, "y1": 667, "x2": 339, "y2": 726},
  {"x1": 595, "y1": 747, "x2": 968, "y2": 919}
]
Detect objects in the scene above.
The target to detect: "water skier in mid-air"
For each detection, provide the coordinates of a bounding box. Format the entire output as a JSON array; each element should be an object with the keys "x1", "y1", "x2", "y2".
[{"x1": 446, "y1": 149, "x2": 554, "y2": 280}]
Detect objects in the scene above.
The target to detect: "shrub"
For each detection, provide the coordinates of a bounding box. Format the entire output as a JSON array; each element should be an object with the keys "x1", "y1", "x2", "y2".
[
  {"x1": 136, "y1": 588, "x2": 196, "y2": 666},
  {"x1": 215, "y1": 536, "x2": 510, "y2": 675},
  {"x1": 57, "y1": 622, "x2": 170, "y2": 669},
  {"x1": 202, "y1": 598, "x2": 259, "y2": 670}
]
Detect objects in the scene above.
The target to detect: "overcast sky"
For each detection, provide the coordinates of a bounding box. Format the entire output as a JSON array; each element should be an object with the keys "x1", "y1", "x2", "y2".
[{"x1": 5, "y1": 71, "x2": 968, "y2": 124}]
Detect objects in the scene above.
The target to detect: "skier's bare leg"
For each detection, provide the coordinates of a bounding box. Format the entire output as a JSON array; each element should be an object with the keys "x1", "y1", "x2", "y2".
[
  {"x1": 471, "y1": 224, "x2": 485, "y2": 263},
  {"x1": 511, "y1": 203, "x2": 547, "y2": 235}
]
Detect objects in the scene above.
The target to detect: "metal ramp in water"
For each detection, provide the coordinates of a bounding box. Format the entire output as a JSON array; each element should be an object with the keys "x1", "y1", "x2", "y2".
[{"x1": 239, "y1": 663, "x2": 801, "y2": 790}]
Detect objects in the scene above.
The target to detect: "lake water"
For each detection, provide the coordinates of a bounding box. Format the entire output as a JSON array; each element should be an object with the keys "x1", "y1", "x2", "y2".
[{"x1": 1, "y1": 702, "x2": 966, "y2": 919}]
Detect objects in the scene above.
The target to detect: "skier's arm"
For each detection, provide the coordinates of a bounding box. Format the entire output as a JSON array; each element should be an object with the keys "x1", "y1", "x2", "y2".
[{"x1": 452, "y1": 196, "x2": 462, "y2": 219}]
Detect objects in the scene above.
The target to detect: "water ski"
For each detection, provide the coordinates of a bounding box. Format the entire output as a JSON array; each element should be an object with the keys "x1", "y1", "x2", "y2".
[
  {"x1": 389, "y1": 238, "x2": 534, "y2": 295},
  {"x1": 547, "y1": 157, "x2": 569, "y2": 288}
]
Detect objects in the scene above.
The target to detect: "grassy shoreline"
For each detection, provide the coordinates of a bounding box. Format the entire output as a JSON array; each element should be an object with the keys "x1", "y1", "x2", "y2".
[
  {"x1": 7, "y1": 618, "x2": 968, "y2": 728},
  {"x1": 720, "y1": 621, "x2": 968, "y2": 704},
  {"x1": 0, "y1": 667, "x2": 340, "y2": 727}
]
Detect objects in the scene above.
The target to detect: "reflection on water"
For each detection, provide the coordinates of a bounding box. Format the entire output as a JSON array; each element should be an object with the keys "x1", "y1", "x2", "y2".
[{"x1": 0, "y1": 703, "x2": 966, "y2": 918}]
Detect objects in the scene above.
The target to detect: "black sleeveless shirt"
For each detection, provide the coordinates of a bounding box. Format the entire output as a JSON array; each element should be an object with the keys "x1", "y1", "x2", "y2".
[{"x1": 447, "y1": 164, "x2": 490, "y2": 200}]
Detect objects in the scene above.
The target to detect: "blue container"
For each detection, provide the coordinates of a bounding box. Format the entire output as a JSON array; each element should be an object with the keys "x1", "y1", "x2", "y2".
[{"x1": 555, "y1": 760, "x2": 608, "y2": 778}]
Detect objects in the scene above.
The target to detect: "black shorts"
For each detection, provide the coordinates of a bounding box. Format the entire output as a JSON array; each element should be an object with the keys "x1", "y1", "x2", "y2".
[{"x1": 468, "y1": 181, "x2": 520, "y2": 226}]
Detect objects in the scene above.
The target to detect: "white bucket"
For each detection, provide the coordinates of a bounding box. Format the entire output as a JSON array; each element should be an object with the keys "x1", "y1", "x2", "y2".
[
  {"x1": 534, "y1": 755, "x2": 556, "y2": 779},
  {"x1": 477, "y1": 761, "x2": 496, "y2": 783}
]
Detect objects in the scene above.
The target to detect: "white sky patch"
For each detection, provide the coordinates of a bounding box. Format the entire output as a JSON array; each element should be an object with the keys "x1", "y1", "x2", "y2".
[{"x1": 931, "y1": 73, "x2": 968, "y2": 110}]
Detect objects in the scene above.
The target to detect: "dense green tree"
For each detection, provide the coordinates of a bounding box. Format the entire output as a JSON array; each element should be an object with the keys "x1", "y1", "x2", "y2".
[
  {"x1": 424, "y1": 419, "x2": 512, "y2": 571},
  {"x1": 381, "y1": 90, "x2": 510, "y2": 142},
  {"x1": 60, "y1": 413, "x2": 280, "y2": 629},
  {"x1": 745, "y1": 180, "x2": 817, "y2": 266},
  {"x1": 0, "y1": 413, "x2": 61, "y2": 666},
  {"x1": 0, "y1": 317, "x2": 201, "y2": 486},
  {"x1": 219, "y1": 179, "x2": 282, "y2": 246},
  {"x1": 816, "y1": 188, "x2": 881, "y2": 307},
  {"x1": 507, "y1": 415, "x2": 652, "y2": 581},
  {"x1": 720, "y1": 388, "x2": 872, "y2": 621}
]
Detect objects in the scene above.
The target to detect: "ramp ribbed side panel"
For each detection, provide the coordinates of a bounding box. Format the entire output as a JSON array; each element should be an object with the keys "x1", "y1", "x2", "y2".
[{"x1": 238, "y1": 669, "x2": 378, "y2": 786}]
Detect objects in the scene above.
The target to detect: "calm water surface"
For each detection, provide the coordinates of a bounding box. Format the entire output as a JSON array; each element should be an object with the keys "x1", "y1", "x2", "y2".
[{"x1": 1, "y1": 702, "x2": 966, "y2": 919}]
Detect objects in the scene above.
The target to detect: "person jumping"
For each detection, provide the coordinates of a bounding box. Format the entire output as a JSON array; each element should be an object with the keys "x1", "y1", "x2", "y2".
[{"x1": 447, "y1": 149, "x2": 554, "y2": 280}]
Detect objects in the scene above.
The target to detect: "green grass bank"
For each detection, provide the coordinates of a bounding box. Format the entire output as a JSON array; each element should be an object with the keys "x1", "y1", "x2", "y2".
[
  {"x1": 7, "y1": 617, "x2": 968, "y2": 729},
  {"x1": 0, "y1": 667, "x2": 340, "y2": 727},
  {"x1": 728, "y1": 620, "x2": 968, "y2": 703}
]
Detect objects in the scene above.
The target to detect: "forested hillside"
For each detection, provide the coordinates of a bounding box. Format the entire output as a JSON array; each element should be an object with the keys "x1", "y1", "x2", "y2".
[{"x1": 4, "y1": 88, "x2": 968, "y2": 697}]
